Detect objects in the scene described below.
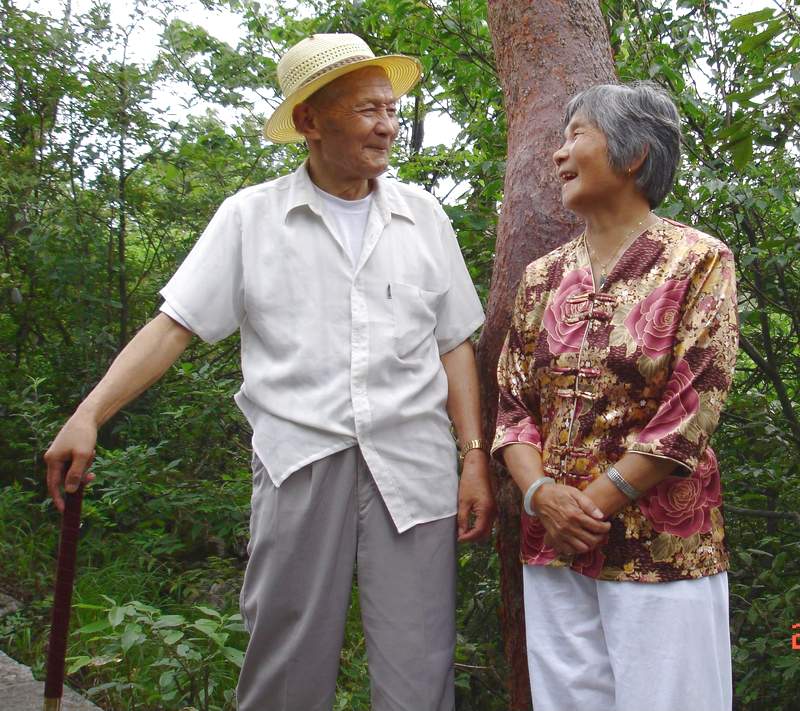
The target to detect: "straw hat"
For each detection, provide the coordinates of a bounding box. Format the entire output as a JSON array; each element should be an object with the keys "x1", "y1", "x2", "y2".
[{"x1": 264, "y1": 33, "x2": 422, "y2": 143}]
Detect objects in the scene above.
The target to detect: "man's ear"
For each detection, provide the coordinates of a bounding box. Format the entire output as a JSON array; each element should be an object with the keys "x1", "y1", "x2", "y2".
[{"x1": 292, "y1": 102, "x2": 321, "y2": 141}]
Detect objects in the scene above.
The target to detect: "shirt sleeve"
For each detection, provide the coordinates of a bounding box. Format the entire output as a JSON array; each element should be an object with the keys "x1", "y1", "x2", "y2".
[
  {"x1": 159, "y1": 302, "x2": 194, "y2": 332},
  {"x1": 491, "y1": 270, "x2": 544, "y2": 463},
  {"x1": 159, "y1": 197, "x2": 245, "y2": 344},
  {"x1": 628, "y1": 243, "x2": 738, "y2": 473},
  {"x1": 432, "y1": 208, "x2": 485, "y2": 354}
]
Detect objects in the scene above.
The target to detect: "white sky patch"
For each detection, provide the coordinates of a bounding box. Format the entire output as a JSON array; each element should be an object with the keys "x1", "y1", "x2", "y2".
[{"x1": 25, "y1": 0, "x2": 782, "y2": 202}]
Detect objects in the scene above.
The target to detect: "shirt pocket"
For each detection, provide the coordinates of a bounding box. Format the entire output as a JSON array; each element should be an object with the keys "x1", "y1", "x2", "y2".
[{"x1": 390, "y1": 281, "x2": 443, "y2": 359}]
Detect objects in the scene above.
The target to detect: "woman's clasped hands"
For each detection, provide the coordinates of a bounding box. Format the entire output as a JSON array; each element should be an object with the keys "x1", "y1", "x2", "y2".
[{"x1": 532, "y1": 482, "x2": 610, "y2": 556}]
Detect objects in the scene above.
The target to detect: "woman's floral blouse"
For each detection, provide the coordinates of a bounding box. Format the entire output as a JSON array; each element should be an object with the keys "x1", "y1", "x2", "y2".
[{"x1": 492, "y1": 219, "x2": 738, "y2": 582}]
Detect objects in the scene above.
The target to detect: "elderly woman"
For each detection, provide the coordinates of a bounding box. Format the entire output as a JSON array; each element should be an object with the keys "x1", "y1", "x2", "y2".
[{"x1": 492, "y1": 82, "x2": 737, "y2": 711}]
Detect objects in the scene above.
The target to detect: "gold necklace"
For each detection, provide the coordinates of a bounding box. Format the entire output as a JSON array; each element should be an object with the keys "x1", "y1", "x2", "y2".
[{"x1": 585, "y1": 212, "x2": 658, "y2": 288}]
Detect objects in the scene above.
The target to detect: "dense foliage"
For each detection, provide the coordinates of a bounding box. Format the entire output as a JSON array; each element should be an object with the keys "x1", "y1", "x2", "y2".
[{"x1": 1, "y1": 0, "x2": 797, "y2": 709}]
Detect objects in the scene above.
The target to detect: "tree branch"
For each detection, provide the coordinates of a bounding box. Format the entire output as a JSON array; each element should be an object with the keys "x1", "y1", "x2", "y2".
[
  {"x1": 738, "y1": 333, "x2": 800, "y2": 448},
  {"x1": 725, "y1": 505, "x2": 800, "y2": 525}
]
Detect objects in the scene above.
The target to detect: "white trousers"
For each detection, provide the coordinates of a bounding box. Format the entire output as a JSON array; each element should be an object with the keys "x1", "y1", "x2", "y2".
[{"x1": 523, "y1": 565, "x2": 732, "y2": 711}]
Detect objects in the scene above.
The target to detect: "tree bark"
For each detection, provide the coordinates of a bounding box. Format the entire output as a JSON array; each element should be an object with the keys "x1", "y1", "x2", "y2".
[{"x1": 480, "y1": 2, "x2": 616, "y2": 708}]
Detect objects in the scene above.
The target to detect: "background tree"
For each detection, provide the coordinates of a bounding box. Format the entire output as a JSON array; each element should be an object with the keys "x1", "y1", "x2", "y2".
[
  {"x1": 478, "y1": 1, "x2": 617, "y2": 706},
  {"x1": 478, "y1": 0, "x2": 615, "y2": 710}
]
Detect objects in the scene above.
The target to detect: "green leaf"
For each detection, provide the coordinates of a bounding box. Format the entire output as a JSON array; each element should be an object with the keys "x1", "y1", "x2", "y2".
[
  {"x1": 730, "y1": 137, "x2": 753, "y2": 172},
  {"x1": 740, "y1": 21, "x2": 784, "y2": 52},
  {"x1": 162, "y1": 630, "x2": 184, "y2": 645},
  {"x1": 222, "y1": 646, "x2": 244, "y2": 667},
  {"x1": 108, "y1": 606, "x2": 126, "y2": 627},
  {"x1": 192, "y1": 619, "x2": 228, "y2": 646},
  {"x1": 718, "y1": 123, "x2": 751, "y2": 143},
  {"x1": 730, "y1": 9, "x2": 775, "y2": 31},
  {"x1": 131, "y1": 601, "x2": 158, "y2": 615},
  {"x1": 75, "y1": 619, "x2": 111, "y2": 634},
  {"x1": 66, "y1": 656, "x2": 93, "y2": 674},
  {"x1": 121, "y1": 625, "x2": 143, "y2": 652},
  {"x1": 152, "y1": 614, "x2": 186, "y2": 628}
]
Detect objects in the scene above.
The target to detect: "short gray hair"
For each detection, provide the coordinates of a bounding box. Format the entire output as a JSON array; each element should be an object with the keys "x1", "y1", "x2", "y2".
[{"x1": 563, "y1": 81, "x2": 681, "y2": 208}]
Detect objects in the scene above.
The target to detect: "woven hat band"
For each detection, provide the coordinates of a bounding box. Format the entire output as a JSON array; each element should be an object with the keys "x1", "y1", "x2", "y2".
[
  {"x1": 296, "y1": 54, "x2": 373, "y2": 92},
  {"x1": 278, "y1": 35, "x2": 376, "y2": 96}
]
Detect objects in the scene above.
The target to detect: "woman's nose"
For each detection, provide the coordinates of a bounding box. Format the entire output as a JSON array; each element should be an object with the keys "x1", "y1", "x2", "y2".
[{"x1": 553, "y1": 143, "x2": 567, "y2": 167}]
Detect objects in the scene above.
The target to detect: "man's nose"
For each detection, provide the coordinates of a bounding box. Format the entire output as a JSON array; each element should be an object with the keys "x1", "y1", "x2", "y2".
[{"x1": 375, "y1": 111, "x2": 398, "y2": 135}]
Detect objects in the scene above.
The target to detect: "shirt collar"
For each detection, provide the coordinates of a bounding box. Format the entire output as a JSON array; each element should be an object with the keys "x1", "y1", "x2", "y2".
[
  {"x1": 372, "y1": 173, "x2": 416, "y2": 224},
  {"x1": 284, "y1": 160, "x2": 323, "y2": 220},
  {"x1": 284, "y1": 160, "x2": 416, "y2": 225}
]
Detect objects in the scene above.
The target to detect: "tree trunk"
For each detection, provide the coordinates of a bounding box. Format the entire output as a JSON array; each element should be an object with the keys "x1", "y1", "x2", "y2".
[{"x1": 479, "y1": 2, "x2": 616, "y2": 708}]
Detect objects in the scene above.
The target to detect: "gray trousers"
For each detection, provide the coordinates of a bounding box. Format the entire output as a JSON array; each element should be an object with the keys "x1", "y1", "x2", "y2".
[{"x1": 236, "y1": 446, "x2": 457, "y2": 711}]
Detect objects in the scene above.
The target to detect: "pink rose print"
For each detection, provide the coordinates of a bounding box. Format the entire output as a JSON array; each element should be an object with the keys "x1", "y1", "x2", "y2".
[
  {"x1": 638, "y1": 360, "x2": 699, "y2": 442},
  {"x1": 542, "y1": 268, "x2": 594, "y2": 354},
  {"x1": 638, "y1": 449, "x2": 722, "y2": 537},
  {"x1": 503, "y1": 416, "x2": 542, "y2": 448},
  {"x1": 698, "y1": 295, "x2": 716, "y2": 313},
  {"x1": 624, "y1": 279, "x2": 689, "y2": 359},
  {"x1": 571, "y1": 541, "x2": 607, "y2": 578},
  {"x1": 521, "y1": 515, "x2": 558, "y2": 565}
]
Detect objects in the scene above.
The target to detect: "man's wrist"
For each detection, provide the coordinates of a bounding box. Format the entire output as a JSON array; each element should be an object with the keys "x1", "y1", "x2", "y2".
[
  {"x1": 74, "y1": 401, "x2": 103, "y2": 429},
  {"x1": 462, "y1": 447, "x2": 489, "y2": 462},
  {"x1": 458, "y1": 438, "x2": 487, "y2": 463}
]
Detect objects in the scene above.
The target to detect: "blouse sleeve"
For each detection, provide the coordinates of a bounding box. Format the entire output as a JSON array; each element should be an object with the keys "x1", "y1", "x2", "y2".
[
  {"x1": 628, "y1": 243, "x2": 738, "y2": 473},
  {"x1": 491, "y1": 271, "x2": 544, "y2": 463}
]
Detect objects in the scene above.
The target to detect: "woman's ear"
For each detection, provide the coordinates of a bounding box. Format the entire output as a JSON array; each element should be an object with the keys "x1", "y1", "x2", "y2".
[{"x1": 627, "y1": 147, "x2": 649, "y2": 176}]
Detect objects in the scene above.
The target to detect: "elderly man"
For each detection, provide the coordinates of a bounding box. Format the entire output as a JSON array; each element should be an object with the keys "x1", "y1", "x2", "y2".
[{"x1": 45, "y1": 33, "x2": 494, "y2": 711}]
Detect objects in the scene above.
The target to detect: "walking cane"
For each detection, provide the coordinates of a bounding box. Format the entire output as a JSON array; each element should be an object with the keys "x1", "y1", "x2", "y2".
[{"x1": 43, "y1": 481, "x2": 85, "y2": 711}]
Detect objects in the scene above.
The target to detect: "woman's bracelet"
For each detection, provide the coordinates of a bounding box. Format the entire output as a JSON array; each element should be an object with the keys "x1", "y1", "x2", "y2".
[
  {"x1": 523, "y1": 477, "x2": 555, "y2": 517},
  {"x1": 606, "y1": 466, "x2": 642, "y2": 500}
]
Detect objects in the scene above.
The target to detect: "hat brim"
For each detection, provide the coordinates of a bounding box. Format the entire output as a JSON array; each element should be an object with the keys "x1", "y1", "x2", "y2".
[{"x1": 264, "y1": 55, "x2": 422, "y2": 143}]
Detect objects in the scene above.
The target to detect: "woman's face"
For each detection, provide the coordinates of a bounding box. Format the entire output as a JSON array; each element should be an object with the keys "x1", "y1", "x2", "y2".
[{"x1": 552, "y1": 112, "x2": 629, "y2": 215}]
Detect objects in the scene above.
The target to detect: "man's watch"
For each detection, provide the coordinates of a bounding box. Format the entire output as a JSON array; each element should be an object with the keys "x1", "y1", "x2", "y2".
[{"x1": 459, "y1": 438, "x2": 487, "y2": 463}]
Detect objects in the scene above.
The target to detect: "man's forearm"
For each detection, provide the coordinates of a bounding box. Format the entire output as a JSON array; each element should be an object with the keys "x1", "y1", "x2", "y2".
[
  {"x1": 440, "y1": 340, "x2": 484, "y2": 446},
  {"x1": 45, "y1": 312, "x2": 194, "y2": 510},
  {"x1": 78, "y1": 312, "x2": 193, "y2": 427},
  {"x1": 441, "y1": 339, "x2": 495, "y2": 541}
]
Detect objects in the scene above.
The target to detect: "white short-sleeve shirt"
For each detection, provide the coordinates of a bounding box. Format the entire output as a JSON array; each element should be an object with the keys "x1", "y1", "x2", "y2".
[{"x1": 160, "y1": 162, "x2": 484, "y2": 532}]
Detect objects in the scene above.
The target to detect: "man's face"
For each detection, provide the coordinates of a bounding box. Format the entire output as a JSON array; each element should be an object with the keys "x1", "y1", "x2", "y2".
[{"x1": 305, "y1": 67, "x2": 399, "y2": 182}]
